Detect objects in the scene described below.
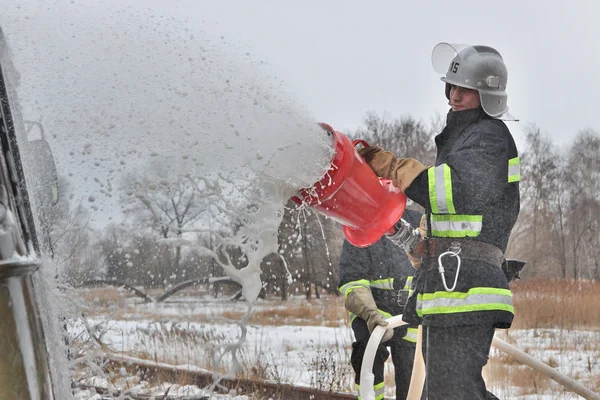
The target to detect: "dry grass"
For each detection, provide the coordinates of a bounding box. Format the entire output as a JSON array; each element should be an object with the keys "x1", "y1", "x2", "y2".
[
  {"x1": 78, "y1": 287, "x2": 130, "y2": 308},
  {"x1": 241, "y1": 297, "x2": 348, "y2": 327},
  {"x1": 485, "y1": 278, "x2": 600, "y2": 397},
  {"x1": 510, "y1": 278, "x2": 600, "y2": 329},
  {"x1": 486, "y1": 362, "x2": 553, "y2": 396},
  {"x1": 78, "y1": 287, "x2": 349, "y2": 327}
]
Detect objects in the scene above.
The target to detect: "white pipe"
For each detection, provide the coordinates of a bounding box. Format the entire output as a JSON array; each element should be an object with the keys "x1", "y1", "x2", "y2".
[
  {"x1": 492, "y1": 337, "x2": 600, "y2": 400},
  {"x1": 360, "y1": 317, "x2": 600, "y2": 400},
  {"x1": 406, "y1": 325, "x2": 425, "y2": 400},
  {"x1": 359, "y1": 315, "x2": 408, "y2": 400}
]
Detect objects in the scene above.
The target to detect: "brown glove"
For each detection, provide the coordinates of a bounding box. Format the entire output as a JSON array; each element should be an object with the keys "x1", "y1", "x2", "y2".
[
  {"x1": 406, "y1": 214, "x2": 428, "y2": 269},
  {"x1": 358, "y1": 146, "x2": 427, "y2": 192},
  {"x1": 345, "y1": 287, "x2": 394, "y2": 342}
]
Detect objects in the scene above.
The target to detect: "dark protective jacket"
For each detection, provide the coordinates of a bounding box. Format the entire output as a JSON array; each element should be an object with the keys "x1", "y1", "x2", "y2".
[
  {"x1": 338, "y1": 209, "x2": 422, "y2": 329},
  {"x1": 404, "y1": 107, "x2": 520, "y2": 328},
  {"x1": 339, "y1": 209, "x2": 421, "y2": 398}
]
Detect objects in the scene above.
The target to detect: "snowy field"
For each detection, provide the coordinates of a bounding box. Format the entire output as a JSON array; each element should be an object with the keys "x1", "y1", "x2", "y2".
[{"x1": 70, "y1": 289, "x2": 600, "y2": 399}]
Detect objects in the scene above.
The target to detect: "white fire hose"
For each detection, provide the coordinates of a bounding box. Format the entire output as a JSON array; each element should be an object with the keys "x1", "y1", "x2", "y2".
[
  {"x1": 359, "y1": 315, "x2": 423, "y2": 400},
  {"x1": 360, "y1": 315, "x2": 600, "y2": 400}
]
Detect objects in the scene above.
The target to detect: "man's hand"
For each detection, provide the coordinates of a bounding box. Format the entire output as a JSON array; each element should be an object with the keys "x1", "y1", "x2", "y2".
[
  {"x1": 357, "y1": 146, "x2": 427, "y2": 192},
  {"x1": 357, "y1": 145, "x2": 384, "y2": 165},
  {"x1": 365, "y1": 310, "x2": 394, "y2": 342},
  {"x1": 345, "y1": 287, "x2": 394, "y2": 342}
]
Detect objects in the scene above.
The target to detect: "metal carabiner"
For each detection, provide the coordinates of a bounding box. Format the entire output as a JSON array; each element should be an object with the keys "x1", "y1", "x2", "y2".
[{"x1": 437, "y1": 250, "x2": 461, "y2": 292}]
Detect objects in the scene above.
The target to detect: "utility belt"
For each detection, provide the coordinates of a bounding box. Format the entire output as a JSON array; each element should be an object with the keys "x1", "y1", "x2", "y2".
[
  {"x1": 412, "y1": 238, "x2": 504, "y2": 267},
  {"x1": 411, "y1": 238, "x2": 525, "y2": 283}
]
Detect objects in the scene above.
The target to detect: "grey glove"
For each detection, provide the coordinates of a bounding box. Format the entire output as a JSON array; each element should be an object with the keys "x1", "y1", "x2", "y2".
[{"x1": 345, "y1": 287, "x2": 394, "y2": 342}]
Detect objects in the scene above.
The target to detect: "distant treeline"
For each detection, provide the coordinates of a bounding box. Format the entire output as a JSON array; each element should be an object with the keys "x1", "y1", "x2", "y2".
[{"x1": 44, "y1": 112, "x2": 600, "y2": 301}]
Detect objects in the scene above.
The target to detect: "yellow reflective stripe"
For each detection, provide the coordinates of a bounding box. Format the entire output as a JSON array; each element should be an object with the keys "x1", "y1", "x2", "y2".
[
  {"x1": 349, "y1": 309, "x2": 392, "y2": 323},
  {"x1": 417, "y1": 302, "x2": 515, "y2": 316},
  {"x1": 421, "y1": 287, "x2": 511, "y2": 299},
  {"x1": 370, "y1": 278, "x2": 394, "y2": 290},
  {"x1": 443, "y1": 164, "x2": 456, "y2": 213},
  {"x1": 416, "y1": 288, "x2": 513, "y2": 317},
  {"x1": 508, "y1": 157, "x2": 520, "y2": 182},
  {"x1": 405, "y1": 276, "x2": 414, "y2": 296},
  {"x1": 356, "y1": 380, "x2": 385, "y2": 400},
  {"x1": 339, "y1": 279, "x2": 370, "y2": 298},
  {"x1": 428, "y1": 164, "x2": 455, "y2": 214},
  {"x1": 430, "y1": 214, "x2": 482, "y2": 237},
  {"x1": 374, "y1": 381, "x2": 385, "y2": 399},
  {"x1": 403, "y1": 327, "x2": 418, "y2": 343},
  {"x1": 428, "y1": 168, "x2": 438, "y2": 214}
]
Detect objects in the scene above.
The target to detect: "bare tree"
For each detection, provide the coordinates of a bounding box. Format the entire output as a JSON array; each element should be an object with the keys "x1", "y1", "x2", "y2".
[
  {"x1": 121, "y1": 163, "x2": 219, "y2": 286},
  {"x1": 271, "y1": 200, "x2": 344, "y2": 300},
  {"x1": 35, "y1": 175, "x2": 106, "y2": 284},
  {"x1": 98, "y1": 223, "x2": 130, "y2": 282},
  {"x1": 351, "y1": 111, "x2": 436, "y2": 165},
  {"x1": 565, "y1": 129, "x2": 600, "y2": 279},
  {"x1": 517, "y1": 125, "x2": 562, "y2": 276}
]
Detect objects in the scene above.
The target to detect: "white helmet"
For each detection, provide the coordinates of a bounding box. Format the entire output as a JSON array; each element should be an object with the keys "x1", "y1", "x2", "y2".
[{"x1": 432, "y1": 42, "x2": 516, "y2": 120}]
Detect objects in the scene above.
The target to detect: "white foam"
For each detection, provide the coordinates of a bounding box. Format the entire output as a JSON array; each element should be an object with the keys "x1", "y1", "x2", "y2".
[
  {"x1": 3, "y1": 0, "x2": 333, "y2": 285},
  {"x1": 2, "y1": 0, "x2": 336, "y2": 394}
]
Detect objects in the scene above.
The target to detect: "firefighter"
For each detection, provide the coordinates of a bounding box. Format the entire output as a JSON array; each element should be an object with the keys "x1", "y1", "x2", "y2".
[
  {"x1": 358, "y1": 43, "x2": 521, "y2": 399},
  {"x1": 339, "y1": 208, "x2": 422, "y2": 400}
]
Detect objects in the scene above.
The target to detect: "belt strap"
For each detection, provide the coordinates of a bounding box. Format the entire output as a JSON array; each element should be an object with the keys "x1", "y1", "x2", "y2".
[{"x1": 412, "y1": 238, "x2": 505, "y2": 267}]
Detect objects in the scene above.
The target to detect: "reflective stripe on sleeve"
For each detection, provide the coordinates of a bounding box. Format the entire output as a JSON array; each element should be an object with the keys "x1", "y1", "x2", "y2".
[
  {"x1": 339, "y1": 279, "x2": 370, "y2": 298},
  {"x1": 349, "y1": 308, "x2": 392, "y2": 324},
  {"x1": 428, "y1": 164, "x2": 456, "y2": 214},
  {"x1": 430, "y1": 214, "x2": 482, "y2": 237},
  {"x1": 508, "y1": 157, "x2": 520, "y2": 183}
]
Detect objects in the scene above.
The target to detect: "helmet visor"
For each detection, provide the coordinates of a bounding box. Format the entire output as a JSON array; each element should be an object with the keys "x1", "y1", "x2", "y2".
[
  {"x1": 432, "y1": 43, "x2": 474, "y2": 74},
  {"x1": 433, "y1": 42, "x2": 489, "y2": 77}
]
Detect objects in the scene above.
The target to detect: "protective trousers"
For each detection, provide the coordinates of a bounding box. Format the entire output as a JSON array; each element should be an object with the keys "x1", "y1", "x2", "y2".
[
  {"x1": 351, "y1": 320, "x2": 415, "y2": 400},
  {"x1": 421, "y1": 324, "x2": 500, "y2": 400}
]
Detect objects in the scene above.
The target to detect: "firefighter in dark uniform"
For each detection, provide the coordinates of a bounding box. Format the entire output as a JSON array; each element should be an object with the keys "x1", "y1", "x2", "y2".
[
  {"x1": 359, "y1": 43, "x2": 522, "y2": 399},
  {"x1": 339, "y1": 208, "x2": 422, "y2": 400}
]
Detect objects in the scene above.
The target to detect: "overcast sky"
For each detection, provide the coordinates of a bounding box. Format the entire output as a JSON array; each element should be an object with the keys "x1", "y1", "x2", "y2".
[
  {"x1": 128, "y1": 0, "x2": 598, "y2": 150},
  {"x1": 5, "y1": 0, "x2": 599, "y2": 151},
  {"x1": 2, "y1": 0, "x2": 597, "y2": 228}
]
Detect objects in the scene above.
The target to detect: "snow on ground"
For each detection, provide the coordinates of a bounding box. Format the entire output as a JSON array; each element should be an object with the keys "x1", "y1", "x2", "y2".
[
  {"x1": 72, "y1": 299, "x2": 355, "y2": 391},
  {"x1": 74, "y1": 382, "x2": 249, "y2": 400},
  {"x1": 71, "y1": 294, "x2": 600, "y2": 399},
  {"x1": 489, "y1": 329, "x2": 600, "y2": 399}
]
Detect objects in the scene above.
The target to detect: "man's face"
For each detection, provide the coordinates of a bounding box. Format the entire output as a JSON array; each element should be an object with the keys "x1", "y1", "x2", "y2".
[{"x1": 449, "y1": 85, "x2": 481, "y2": 111}]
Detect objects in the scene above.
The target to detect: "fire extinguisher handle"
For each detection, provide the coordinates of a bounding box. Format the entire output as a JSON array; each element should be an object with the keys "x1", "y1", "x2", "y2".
[{"x1": 353, "y1": 139, "x2": 370, "y2": 148}]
